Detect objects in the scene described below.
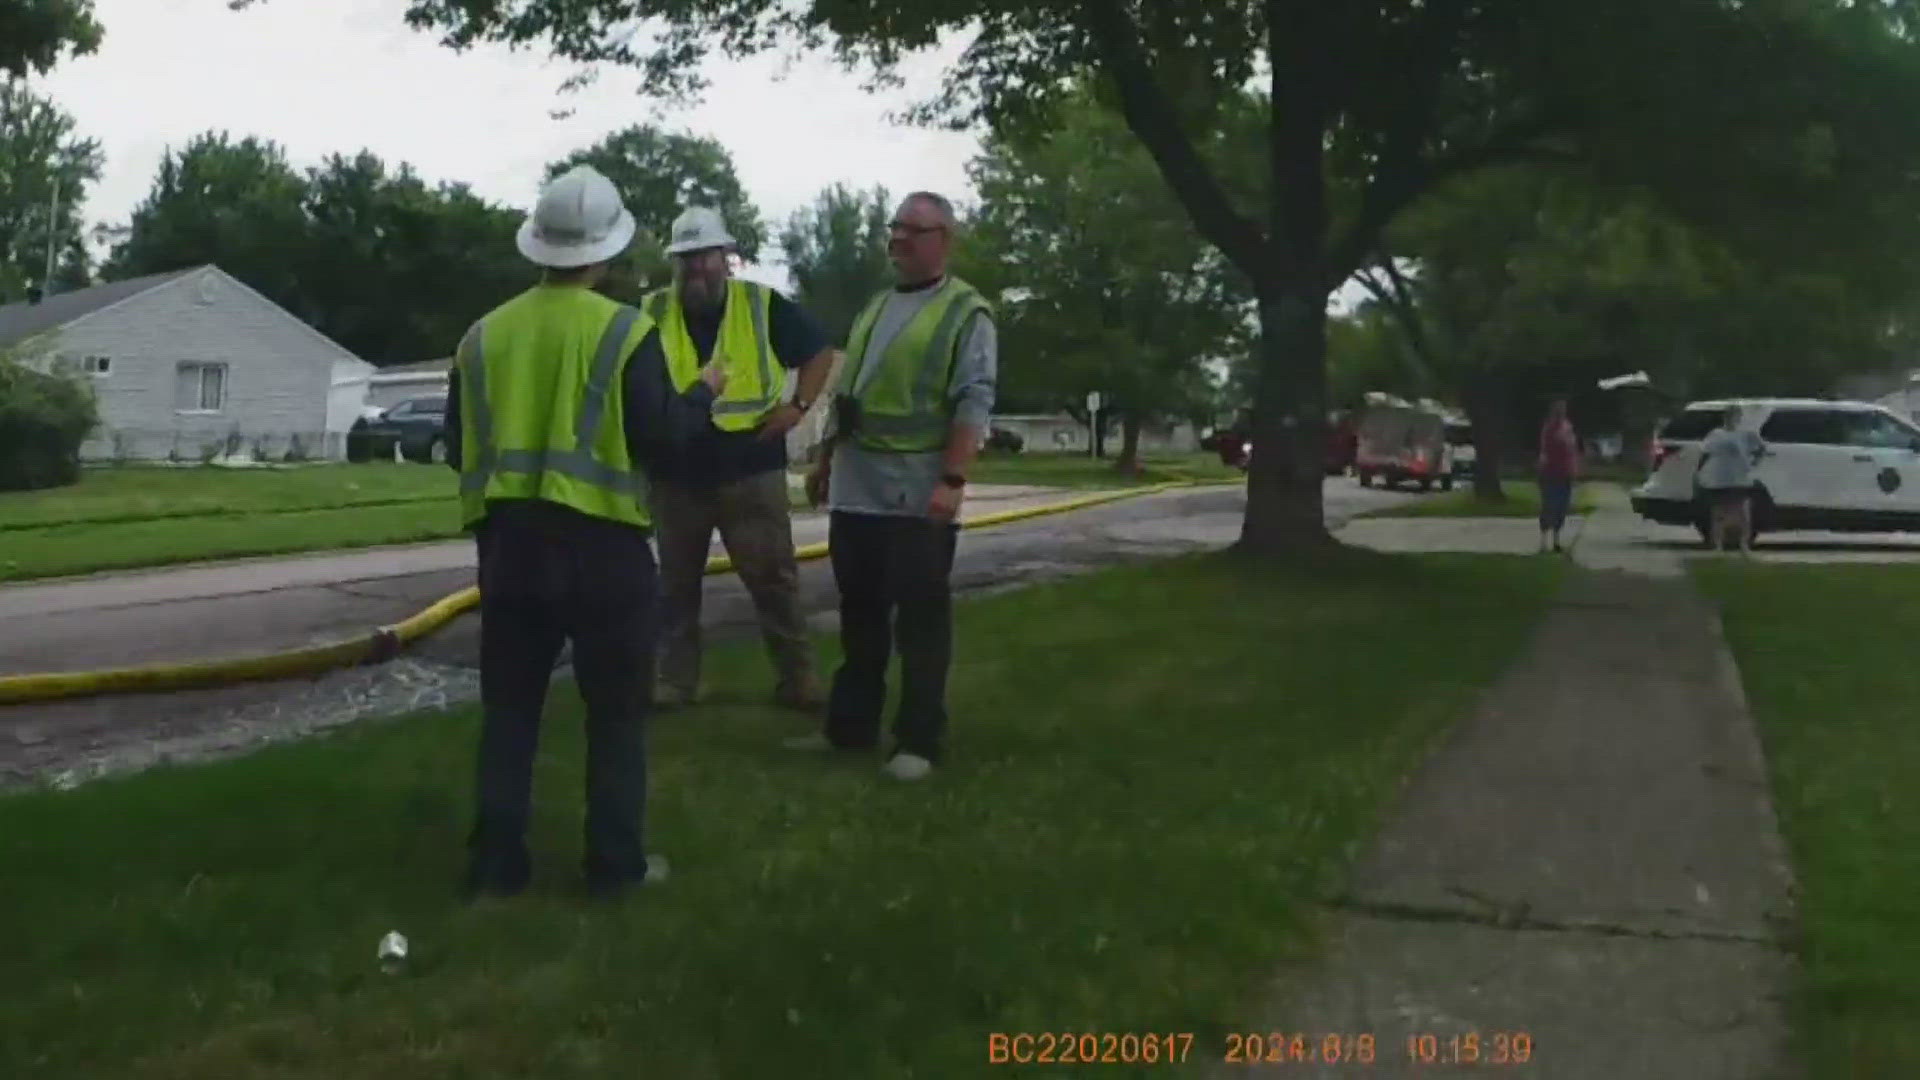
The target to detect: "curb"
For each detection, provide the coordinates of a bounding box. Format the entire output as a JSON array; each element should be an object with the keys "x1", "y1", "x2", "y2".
[{"x1": 0, "y1": 479, "x2": 1233, "y2": 706}]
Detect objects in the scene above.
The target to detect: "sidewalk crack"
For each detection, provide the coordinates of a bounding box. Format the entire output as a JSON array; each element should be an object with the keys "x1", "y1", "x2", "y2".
[{"x1": 1322, "y1": 895, "x2": 1793, "y2": 952}]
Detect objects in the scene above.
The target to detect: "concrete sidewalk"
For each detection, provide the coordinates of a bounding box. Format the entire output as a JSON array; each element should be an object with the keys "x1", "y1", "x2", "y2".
[{"x1": 1234, "y1": 492, "x2": 1799, "y2": 1077}]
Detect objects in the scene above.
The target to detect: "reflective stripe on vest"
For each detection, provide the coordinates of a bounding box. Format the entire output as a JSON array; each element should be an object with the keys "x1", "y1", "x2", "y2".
[
  {"x1": 457, "y1": 304, "x2": 647, "y2": 502},
  {"x1": 838, "y1": 278, "x2": 987, "y2": 450},
  {"x1": 647, "y1": 280, "x2": 778, "y2": 428}
]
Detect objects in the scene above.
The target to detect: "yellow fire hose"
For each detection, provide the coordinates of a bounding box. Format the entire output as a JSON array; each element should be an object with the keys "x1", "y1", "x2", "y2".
[{"x1": 0, "y1": 479, "x2": 1228, "y2": 706}]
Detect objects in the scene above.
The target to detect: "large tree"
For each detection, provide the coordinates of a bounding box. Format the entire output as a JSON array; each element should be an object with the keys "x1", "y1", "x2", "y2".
[
  {"x1": 962, "y1": 88, "x2": 1248, "y2": 471},
  {"x1": 778, "y1": 182, "x2": 893, "y2": 346},
  {"x1": 299, "y1": 150, "x2": 528, "y2": 362},
  {"x1": 0, "y1": 0, "x2": 101, "y2": 79},
  {"x1": 309, "y1": 0, "x2": 1920, "y2": 555},
  {"x1": 0, "y1": 80, "x2": 99, "y2": 300},
  {"x1": 102, "y1": 132, "x2": 312, "y2": 314},
  {"x1": 103, "y1": 137, "x2": 532, "y2": 363}
]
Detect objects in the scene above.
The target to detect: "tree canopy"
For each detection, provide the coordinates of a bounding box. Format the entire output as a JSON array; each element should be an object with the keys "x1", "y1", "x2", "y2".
[
  {"x1": 102, "y1": 133, "x2": 529, "y2": 364},
  {"x1": 0, "y1": 0, "x2": 101, "y2": 80},
  {"x1": 348, "y1": 0, "x2": 1920, "y2": 553},
  {"x1": 0, "y1": 79, "x2": 99, "y2": 301},
  {"x1": 960, "y1": 87, "x2": 1248, "y2": 469},
  {"x1": 97, "y1": 120, "x2": 773, "y2": 363},
  {"x1": 778, "y1": 182, "x2": 894, "y2": 346}
]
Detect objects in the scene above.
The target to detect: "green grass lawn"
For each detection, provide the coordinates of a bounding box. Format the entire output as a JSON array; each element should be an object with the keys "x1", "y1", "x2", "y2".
[
  {"x1": 1694, "y1": 563, "x2": 1920, "y2": 1077},
  {"x1": 0, "y1": 551, "x2": 1560, "y2": 1079},
  {"x1": 0, "y1": 465, "x2": 816, "y2": 582},
  {"x1": 0, "y1": 463, "x2": 454, "y2": 530},
  {"x1": 967, "y1": 451, "x2": 1242, "y2": 488},
  {"x1": 1364, "y1": 480, "x2": 1600, "y2": 519},
  {"x1": 0, "y1": 499, "x2": 467, "y2": 582}
]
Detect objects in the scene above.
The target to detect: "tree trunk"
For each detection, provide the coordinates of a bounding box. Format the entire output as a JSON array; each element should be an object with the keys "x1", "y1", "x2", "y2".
[
  {"x1": 1237, "y1": 287, "x2": 1334, "y2": 554},
  {"x1": 1116, "y1": 411, "x2": 1143, "y2": 475},
  {"x1": 1465, "y1": 374, "x2": 1508, "y2": 501}
]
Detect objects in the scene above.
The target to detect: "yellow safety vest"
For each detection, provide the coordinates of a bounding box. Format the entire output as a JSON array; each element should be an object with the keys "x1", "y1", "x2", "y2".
[
  {"x1": 645, "y1": 279, "x2": 778, "y2": 432},
  {"x1": 454, "y1": 284, "x2": 655, "y2": 528},
  {"x1": 837, "y1": 276, "x2": 990, "y2": 452}
]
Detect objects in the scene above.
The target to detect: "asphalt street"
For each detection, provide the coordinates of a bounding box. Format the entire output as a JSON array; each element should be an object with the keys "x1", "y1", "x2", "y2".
[{"x1": 0, "y1": 478, "x2": 1413, "y2": 789}]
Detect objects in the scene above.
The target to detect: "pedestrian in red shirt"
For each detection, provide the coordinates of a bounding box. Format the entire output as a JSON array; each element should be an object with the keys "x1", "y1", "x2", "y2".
[{"x1": 1537, "y1": 398, "x2": 1580, "y2": 554}]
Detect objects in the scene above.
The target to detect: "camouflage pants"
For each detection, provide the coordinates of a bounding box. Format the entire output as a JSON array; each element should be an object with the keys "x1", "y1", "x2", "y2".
[{"x1": 651, "y1": 470, "x2": 814, "y2": 698}]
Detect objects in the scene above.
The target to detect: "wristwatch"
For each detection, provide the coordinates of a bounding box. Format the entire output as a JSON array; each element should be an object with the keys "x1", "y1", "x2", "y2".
[{"x1": 940, "y1": 472, "x2": 967, "y2": 489}]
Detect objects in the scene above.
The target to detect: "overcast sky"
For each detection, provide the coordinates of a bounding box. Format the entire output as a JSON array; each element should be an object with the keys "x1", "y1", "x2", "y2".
[{"x1": 25, "y1": 0, "x2": 980, "y2": 289}]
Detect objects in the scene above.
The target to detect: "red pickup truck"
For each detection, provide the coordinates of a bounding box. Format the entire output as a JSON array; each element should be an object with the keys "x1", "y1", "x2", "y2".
[{"x1": 1204, "y1": 414, "x2": 1358, "y2": 474}]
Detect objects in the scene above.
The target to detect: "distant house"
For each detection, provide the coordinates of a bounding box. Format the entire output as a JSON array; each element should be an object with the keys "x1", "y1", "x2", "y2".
[
  {"x1": 989, "y1": 413, "x2": 1202, "y2": 455},
  {"x1": 0, "y1": 265, "x2": 371, "y2": 461}
]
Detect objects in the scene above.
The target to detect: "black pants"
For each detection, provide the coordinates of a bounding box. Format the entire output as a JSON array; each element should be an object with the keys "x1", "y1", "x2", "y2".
[
  {"x1": 825, "y1": 511, "x2": 960, "y2": 761},
  {"x1": 470, "y1": 501, "x2": 658, "y2": 887}
]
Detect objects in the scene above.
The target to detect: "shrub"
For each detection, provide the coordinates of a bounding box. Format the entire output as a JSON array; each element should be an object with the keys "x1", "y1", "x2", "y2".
[{"x1": 0, "y1": 358, "x2": 99, "y2": 492}]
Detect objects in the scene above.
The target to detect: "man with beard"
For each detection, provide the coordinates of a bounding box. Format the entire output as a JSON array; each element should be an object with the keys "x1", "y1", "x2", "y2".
[
  {"x1": 643, "y1": 206, "x2": 836, "y2": 712},
  {"x1": 794, "y1": 191, "x2": 998, "y2": 782}
]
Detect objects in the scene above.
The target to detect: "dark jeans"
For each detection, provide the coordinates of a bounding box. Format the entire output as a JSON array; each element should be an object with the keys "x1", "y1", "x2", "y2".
[
  {"x1": 470, "y1": 501, "x2": 658, "y2": 889},
  {"x1": 825, "y1": 511, "x2": 960, "y2": 761},
  {"x1": 1538, "y1": 474, "x2": 1575, "y2": 532}
]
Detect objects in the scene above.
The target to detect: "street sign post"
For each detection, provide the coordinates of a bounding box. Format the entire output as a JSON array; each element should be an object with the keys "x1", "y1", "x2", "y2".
[{"x1": 1085, "y1": 391, "x2": 1103, "y2": 458}]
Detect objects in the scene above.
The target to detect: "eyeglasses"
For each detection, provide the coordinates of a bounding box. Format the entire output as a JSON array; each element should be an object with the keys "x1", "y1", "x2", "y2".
[{"x1": 888, "y1": 221, "x2": 946, "y2": 237}]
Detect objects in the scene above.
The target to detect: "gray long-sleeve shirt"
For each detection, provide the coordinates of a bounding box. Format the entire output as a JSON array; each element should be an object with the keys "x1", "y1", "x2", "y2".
[{"x1": 827, "y1": 279, "x2": 998, "y2": 518}]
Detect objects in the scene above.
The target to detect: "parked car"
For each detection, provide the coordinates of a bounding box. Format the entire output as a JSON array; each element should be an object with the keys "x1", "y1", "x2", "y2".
[
  {"x1": 1444, "y1": 420, "x2": 1476, "y2": 479},
  {"x1": 1631, "y1": 397, "x2": 1920, "y2": 546},
  {"x1": 1354, "y1": 402, "x2": 1454, "y2": 491},
  {"x1": 352, "y1": 394, "x2": 449, "y2": 464},
  {"x1": 1205, "y1": 427, "x2": 1251, "y2": 471},
  {"x1": 984, "y1": 426, "x2": 1026, "y2": 453}
]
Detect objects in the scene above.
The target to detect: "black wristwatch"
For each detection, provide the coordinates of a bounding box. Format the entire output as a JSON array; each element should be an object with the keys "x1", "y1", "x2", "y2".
[{"x1": 940, "y1": 472, "x2": 967, "y2": 489}]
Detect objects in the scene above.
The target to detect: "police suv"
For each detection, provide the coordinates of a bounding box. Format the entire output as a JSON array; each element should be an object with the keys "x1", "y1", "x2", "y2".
[{"x1": 1631, "y1": 398, "x2": 1920, "y2": 544}]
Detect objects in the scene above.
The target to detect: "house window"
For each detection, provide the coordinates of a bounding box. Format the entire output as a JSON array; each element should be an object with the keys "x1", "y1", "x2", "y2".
[
  {"x1": 82, "y1": 355, "x2": 111, "y2": 376},
  {"x1": 174, "y1": 362, "x2": 227, "y2": 413}
]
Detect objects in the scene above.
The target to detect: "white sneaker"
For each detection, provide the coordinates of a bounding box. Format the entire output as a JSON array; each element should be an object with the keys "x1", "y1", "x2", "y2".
[
  {"x1": 782, "y1": 733, "x2": 834, "y2": 751},
  {"x1": 881, "y1": 753, "x2": 933, "y2": 781},
  {"x1": 643, "y1": 854, "x2": 670, "y2": 885}
]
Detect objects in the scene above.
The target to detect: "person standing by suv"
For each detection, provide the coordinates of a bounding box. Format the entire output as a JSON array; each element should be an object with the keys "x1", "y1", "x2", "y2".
[
  {"x1": 1696, "y1": 405, "x2": 1767, "y2": 553},
  {"x1": 1537, "y1": 398, "x2": 1580, "y2": 554}
]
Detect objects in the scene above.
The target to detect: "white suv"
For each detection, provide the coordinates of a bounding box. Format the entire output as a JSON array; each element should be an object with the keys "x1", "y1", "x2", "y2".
[{"x1": 1632, "y1": 398, "x2": 1920, "y2": 543}]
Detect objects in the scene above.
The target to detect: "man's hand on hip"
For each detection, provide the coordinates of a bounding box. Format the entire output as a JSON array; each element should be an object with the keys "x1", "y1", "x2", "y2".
[{"x1": 756, "y1": 403, "x2": 806, "y2": 441}]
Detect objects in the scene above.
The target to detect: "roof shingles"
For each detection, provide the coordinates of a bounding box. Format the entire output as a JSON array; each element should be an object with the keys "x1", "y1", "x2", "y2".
[{"x1": 0, "y1": 268, "x2": 202, "y2": 351}]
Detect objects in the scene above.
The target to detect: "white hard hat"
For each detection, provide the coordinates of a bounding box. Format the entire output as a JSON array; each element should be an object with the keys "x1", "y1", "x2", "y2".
[
  {"x1": 664, "y1": 206, "x2": 737, "y2": 255},
  {"x1": 515, "y1": 165, "x2": 637, "y2": 269}
]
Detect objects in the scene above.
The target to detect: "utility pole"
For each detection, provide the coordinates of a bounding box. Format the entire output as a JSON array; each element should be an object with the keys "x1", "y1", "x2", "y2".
[{"x1": 43, "y1": 176, "x2": 62, "y2": 300}]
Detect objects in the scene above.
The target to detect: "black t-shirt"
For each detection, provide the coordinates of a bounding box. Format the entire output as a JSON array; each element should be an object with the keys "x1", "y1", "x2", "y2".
[{"x1": 644, "y1": 286, "x2": 827, "y2": 483}]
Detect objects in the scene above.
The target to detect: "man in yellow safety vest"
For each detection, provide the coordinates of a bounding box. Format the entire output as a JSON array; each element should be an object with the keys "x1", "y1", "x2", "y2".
[
  {"x1": 793, "y1": 191, "x2": 998, "y2": 781},
  {"x1": 443, "y1": 165, "x2": 725, "y2": 899},
  {"x1": 644, "y1": 206, "x2": 836, "y2": 713}
]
